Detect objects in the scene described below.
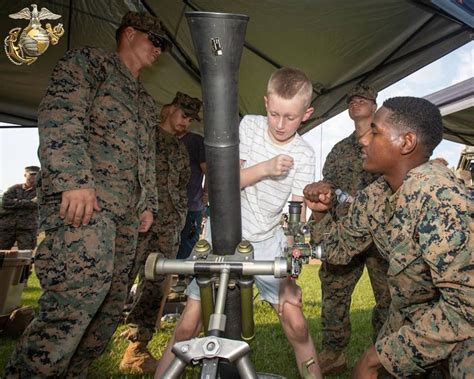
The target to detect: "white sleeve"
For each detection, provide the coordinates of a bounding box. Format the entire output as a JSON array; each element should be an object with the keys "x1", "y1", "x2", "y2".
[
  {"x1": 239, "y1": 115, "x2": 252, "y2": 162},
  {"x1": 292, "y1": 143, "x2": 315, "y2": 196}
]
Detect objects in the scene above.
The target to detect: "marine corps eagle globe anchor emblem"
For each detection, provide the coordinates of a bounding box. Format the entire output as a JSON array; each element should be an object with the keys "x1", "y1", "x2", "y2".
[{"x1": 4, "y1": 4, "x2": 64, "y2": 65}]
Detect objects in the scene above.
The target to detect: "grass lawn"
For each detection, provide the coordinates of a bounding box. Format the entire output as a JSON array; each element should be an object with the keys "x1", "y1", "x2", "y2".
[{"x1": 0, "y1": 263, "x2": 376, "y2": 378}]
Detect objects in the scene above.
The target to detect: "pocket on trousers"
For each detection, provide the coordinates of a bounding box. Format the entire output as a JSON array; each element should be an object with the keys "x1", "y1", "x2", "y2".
[
  {"x1": 34, "y1": 213, "x2": 115, "y2": 291},
  {"x1": 34, "y1": 218, "x2": 68, "y2": 292}
]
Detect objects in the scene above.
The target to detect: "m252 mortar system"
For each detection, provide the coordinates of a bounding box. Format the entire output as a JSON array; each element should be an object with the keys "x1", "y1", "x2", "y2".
[
  {"x1": 144, "y1": 11, "x2": 292, "y2": 379},
  {"x1": 283, "y1": 201, "x2": 324, "y2": 275},
  {"x1": 145, "y1": 238, "x2": 292, "y2": 379}
]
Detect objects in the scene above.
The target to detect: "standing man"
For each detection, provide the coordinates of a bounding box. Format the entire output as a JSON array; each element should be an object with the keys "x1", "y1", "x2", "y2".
[
  {"x1": 119, "y1": 92, "x2": 200, "y2": 375},
  {"x1": 173, "y1": 102, "x2": 207, "y2": 291},
  {"x1": 4, "y1": 11, "x2": 167, "y2": 378},
  {"x1": 0, "y1": 166, "x2": 40, "y2": 250},
  {"x1": 305, "y1": 96, "x2": 473, "y2": 378},
  {"x1": 317, "y1": 85, "x2": 390, "y2": 375}
]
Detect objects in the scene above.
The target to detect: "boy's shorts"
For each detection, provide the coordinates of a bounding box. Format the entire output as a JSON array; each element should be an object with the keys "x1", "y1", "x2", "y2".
[{"x1": 186, "y1": 224, "x2": 287, "y2": 305}]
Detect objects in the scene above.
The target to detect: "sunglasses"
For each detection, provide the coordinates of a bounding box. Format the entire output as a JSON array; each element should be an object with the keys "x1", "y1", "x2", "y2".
[
  {"x1": 132, "y1": 27, "x2": 171, "y2": 51},
  {"x1": 147, "y1": 31, "x2": 171, "y2": 51}
]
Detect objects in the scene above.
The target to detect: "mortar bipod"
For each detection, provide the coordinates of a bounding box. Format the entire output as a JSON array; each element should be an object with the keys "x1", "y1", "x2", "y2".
[{"x1": 144, "y1": 240, "x2": 290, "y2": 379}]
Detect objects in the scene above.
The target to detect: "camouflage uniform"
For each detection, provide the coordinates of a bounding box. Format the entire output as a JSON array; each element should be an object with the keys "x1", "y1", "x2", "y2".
[
  {"x1": 4, "y1": 46, "x2": 158, "y2": 378},
  {"x1": 125, "y1": 126, "x2": 190, "y2": 342},
  {"x1": 311, "y1": 161, "x2": 474, "y2": 377},
  {"x1": 0, "y1": 183, "x2": 38, "y2": 250},
  {"x1": 319, "y1": 132, "x2": 390, "y2": 351}
]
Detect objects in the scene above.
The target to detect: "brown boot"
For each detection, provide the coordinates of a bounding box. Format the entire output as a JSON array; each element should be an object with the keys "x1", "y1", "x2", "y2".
[
  {"x1": 318, "y1": 350, "x2": 347, "y2": 375},
  {"x1": 1, "y1": 306, "x2": 35, "y2": 337},
  {"x1": 119, "y1": 341, "x2": 158, "y2": 375}
]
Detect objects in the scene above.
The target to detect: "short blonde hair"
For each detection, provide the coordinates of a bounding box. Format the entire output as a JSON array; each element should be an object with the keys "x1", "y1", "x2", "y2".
[{"x1": 267, "y1": 67, "x2": 313, "y2": 108}]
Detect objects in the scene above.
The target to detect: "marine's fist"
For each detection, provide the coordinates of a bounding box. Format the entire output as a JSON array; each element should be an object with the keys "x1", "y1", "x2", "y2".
[{"x1": 303, "y1": 182, "x2": 332, "y2": 212}]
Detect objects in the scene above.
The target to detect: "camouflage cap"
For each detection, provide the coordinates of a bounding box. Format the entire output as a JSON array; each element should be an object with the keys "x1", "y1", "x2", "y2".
[
  {"x1": 172, "y1": 92, "x2": 202, "y2": 121},
  {"x1": 347, "y1": 84, "x2": 378, "y2": 103},
  {"x1": 25, "y1": 165, "x2": 40, "y2": 174},
  {"x1": 120, "y1": 11, "x2": 165, "y2": 36}
]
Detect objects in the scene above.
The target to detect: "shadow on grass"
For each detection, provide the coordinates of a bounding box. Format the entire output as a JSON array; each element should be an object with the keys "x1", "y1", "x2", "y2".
[
  {"x1": 1, "y1": 265, "x2": 377, "y2": 378},
  {"x1": 250, "y1": 303, "x2": 374, "y2": 379},
  {"x1": 1, "y1": 307, "x2": 374, "y2": 379}
]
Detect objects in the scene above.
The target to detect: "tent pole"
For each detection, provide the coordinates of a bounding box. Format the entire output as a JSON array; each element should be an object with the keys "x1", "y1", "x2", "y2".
[
  {"x1": 407, "y1": 0, "x2": 472, "y2": 28},
  {"x1": 66, "y1": 0, "x2": 73, "y2": 50},
  {"x1": 141, "y1": 0, "x2": 201, "y2": 83}
]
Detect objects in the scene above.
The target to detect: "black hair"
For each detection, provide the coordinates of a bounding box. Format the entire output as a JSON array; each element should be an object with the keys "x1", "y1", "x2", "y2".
[{"x1": 383, "y1": 96, "x2": 443, "y2": 155}]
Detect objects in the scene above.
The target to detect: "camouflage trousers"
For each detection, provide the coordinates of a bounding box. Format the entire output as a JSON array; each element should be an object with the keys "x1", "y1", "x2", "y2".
[
  {"x1": 378, "y1": 337, "x2": 474, "y2": 378},
  {"x1": 319, "y1": 244, "x2": 390, "y2": 352},
  {"x1": 3, "y1": 209, "x2": 139, "y2": 379},
  {"x1": 124, "y1": 222, "x2": 181, "y2": 343},
  {"x1": 0, "y1": 217, "x2": 37, "y2": 250},
  {"x1": 447, "y1": 337, "x2": 474, "y2": 378}
]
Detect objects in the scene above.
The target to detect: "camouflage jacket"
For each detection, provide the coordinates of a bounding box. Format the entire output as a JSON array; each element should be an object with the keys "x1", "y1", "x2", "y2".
[
  {"x1": 152, "y1": 127, "x2": 190, "y2": 231},
  {"x1": 37, "y1": 47, "x2": 158, "y2": 220},
  {"x1": 322, "y1": 132, "x2": 379, "y2": 218},
  {"x1": 1, "y1": 184, "x2": 38, "y2": 227},
  {"x1": 311, "y1": 161, "x2": 474, "y2": 376}
]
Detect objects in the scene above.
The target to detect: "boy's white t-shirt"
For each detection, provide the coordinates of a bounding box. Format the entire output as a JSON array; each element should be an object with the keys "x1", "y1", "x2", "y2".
[{"x1": 239, "y1": 115, "x2": 315, "y2": 242}]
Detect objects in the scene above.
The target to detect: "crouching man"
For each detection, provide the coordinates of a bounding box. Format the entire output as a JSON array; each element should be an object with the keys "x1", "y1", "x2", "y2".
[{"x1": 305, "y1": 97, "x2": 473, "y2": 378}]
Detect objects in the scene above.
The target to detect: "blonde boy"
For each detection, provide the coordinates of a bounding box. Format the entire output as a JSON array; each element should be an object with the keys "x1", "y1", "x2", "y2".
[{"x1": 155, "y1": 68, "x2": 321, "y2": 379}]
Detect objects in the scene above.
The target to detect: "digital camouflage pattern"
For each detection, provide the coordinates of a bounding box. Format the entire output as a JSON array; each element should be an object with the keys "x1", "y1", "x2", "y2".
[
  {"x1": 120, "y1": 11, "x2": 166, "y2": 36},
  {"x1": 36, "y1": 47, "x2": 158, "y2": 217},
  {"x1": 311, "y1": 161, "x2": 474, "y2": 377},
  {"x1": 323, "y1": 132, "x2": 379, "y2": 218},
  {"x1": 172, "y1": 91, "x2": 202, "y2": 121},
  {"x1": 125, "y1": 126, "x2": 190, "y2": 342},
  {"x1": 346, "y1": 84, "x2": 378, "y2": 103},
  {"x1": 319, "y1": 132, "x2": 390, "y2": 352},
  {"x1": 4, "y1": 47, "x2": 158, "y2": 378},
  {"x1": 0, "y1": 183, "x2": 38, "y2": 249},
  {"x1": 119, "y1": 11, "x2": 171, "y2": 53},
  {"x1": 24, "y1": 166, "x2": 40, "y2": 173}
]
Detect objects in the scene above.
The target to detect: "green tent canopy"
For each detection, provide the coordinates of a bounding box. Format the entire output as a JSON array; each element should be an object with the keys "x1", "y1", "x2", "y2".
[{"x1": 0, "y1": 0, "x2": 472, "y2": 142}]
